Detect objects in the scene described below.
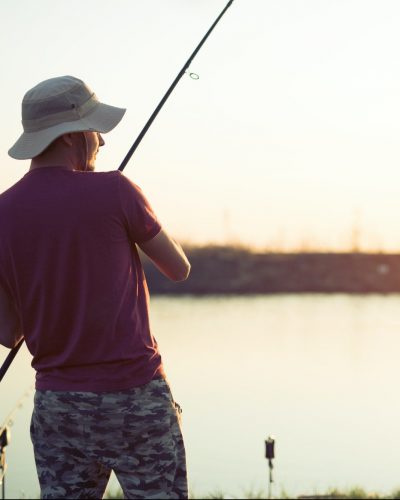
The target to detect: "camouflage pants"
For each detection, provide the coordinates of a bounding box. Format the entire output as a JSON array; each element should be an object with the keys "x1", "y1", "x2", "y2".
[{"x1": 30, "y1": 378, "x2": 188, "y2": 499}]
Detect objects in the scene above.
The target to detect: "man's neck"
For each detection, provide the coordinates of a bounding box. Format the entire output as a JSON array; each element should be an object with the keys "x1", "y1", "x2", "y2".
[{"x1": 30, "y1": 152, "x2": 76, "y2": 171}]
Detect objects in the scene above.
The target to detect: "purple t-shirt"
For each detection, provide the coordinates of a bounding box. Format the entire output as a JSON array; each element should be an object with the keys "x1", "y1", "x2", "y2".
[{"x1": 0, "y1": 167, "x2": 165, "y2": 391}]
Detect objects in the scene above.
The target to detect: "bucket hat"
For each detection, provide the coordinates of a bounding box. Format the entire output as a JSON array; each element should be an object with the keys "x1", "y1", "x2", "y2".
[{"x1": 8, "y1": 75, "x2": 126, "y2": 160}]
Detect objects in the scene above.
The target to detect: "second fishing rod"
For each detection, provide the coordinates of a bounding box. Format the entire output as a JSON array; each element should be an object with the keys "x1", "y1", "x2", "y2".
[{"x1": 0, "y1": 0, "x2": 235, "y2": 383}]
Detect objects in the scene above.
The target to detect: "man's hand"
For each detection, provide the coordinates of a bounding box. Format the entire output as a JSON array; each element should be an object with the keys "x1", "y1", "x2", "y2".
[{"x1": 0, "y1": 284, "x2": 23, "y2": 349}]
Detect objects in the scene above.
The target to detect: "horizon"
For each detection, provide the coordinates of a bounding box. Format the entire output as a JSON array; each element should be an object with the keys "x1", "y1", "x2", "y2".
[{"x1": 178, "y1": 239, "x2": 400, "y2": 254}]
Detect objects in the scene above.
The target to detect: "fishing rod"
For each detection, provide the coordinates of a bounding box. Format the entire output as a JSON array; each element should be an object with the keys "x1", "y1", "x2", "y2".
[
  {"x1": 118, "y1": 0, "x2": 234, "y2": 171},
  {"x1": 0, "y1": 0, "x2": 235, "y2": 383},
  {"x1": 0, "y1": 341, "x2": 23, "y2": 383}
]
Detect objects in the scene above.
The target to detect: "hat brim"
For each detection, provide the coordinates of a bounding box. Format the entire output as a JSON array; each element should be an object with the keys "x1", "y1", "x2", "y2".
[{"x1": 8, "y1": 102, "x2": 126, "y2": 160}]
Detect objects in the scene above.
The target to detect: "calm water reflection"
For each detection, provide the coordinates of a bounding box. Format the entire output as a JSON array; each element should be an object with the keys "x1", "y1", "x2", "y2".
[{"x1": 1, "y1": 294, "x2": 400, "y2": 498}]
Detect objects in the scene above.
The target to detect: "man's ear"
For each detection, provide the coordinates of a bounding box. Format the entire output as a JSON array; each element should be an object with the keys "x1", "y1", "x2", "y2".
[{"x1": 60, "y1": 133, "x2": 74, "y2": 147}]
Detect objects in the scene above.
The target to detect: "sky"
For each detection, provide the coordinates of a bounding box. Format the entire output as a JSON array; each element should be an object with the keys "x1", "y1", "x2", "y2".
[{"x1": 2, "y1": 0, "x2": 400, "y2": 252}]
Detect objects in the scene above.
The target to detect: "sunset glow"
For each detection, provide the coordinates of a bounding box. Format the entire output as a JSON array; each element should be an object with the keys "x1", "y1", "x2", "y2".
[{"x1": 2, "y1": 0, "x2": 400, "y2": 252}]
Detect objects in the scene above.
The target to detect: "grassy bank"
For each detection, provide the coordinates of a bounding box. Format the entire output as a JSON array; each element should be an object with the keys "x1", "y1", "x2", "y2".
[
  {"x1": 105, "y1": 486, "x2": 400, "y2": 499},
  {"x1": 193, "y1": 487, "x2": 400, "y2": 499},
  {"x1": 142, "y1": 246, "x2": 400, "y2": 294}
]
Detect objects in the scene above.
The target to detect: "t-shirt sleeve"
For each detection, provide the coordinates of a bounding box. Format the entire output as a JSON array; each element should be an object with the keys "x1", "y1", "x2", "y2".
[{"x1": 117, "y1": 173, "x2": 162, "y2": 243}]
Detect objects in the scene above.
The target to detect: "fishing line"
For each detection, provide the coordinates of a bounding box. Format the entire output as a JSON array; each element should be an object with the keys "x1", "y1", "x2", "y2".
[
  {"x1": 0, "y1": 385, "x2": 34, "y2": 433},
  {"x1": 0, "y1": 385, "x2": 34, "y2": 499},
  {"x1": 0, "y1": 0, "x2": 235, "y2": 382}
]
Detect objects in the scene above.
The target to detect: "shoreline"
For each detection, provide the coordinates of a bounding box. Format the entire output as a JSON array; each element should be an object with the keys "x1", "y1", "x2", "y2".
[{"x1": 142, "y1": 246, "x2": 400, "y2": 294}]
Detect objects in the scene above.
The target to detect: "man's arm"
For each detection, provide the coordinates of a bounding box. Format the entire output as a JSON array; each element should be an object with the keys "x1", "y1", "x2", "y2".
[
  {"x1": 0, "y1": 284, "x2": 23, "y2": 349},
  {"x1": 139, "y1": 229, "x2": 191, "y2": 282}
]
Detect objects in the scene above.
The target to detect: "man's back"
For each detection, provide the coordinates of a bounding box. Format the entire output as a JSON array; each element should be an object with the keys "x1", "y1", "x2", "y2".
[
  {"x1": 0, "y1": 167, "x2": 164, "y2": 391},
  {"x1": 2, "y1": 75, "x2": 190, "y2": 499}
]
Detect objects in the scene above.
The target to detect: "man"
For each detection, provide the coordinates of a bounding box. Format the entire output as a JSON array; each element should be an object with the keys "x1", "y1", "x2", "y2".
[{"x1": 0, "y1": 75, "x2": 190, "y2": 499}]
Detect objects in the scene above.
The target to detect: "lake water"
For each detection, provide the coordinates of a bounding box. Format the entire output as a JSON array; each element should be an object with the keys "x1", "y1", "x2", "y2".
[{"x1": 1, "y1": 294, "x2": 400, "y2": 499}]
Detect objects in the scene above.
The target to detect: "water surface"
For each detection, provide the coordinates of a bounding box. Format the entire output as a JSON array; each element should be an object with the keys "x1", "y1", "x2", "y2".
[{"x1": 1, "y1": 294, "x2": 400, "y2": 498}]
